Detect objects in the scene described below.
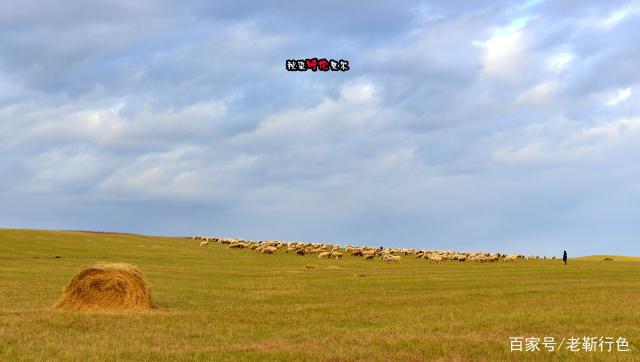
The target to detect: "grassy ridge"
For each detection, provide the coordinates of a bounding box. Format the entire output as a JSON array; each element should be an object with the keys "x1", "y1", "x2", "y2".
[
  {"x1": 573, "y1": 255, "x2": 640, "y2": 261},
  {"x1": 0, "y1": 228, "x2": 638, "y2": 361}
]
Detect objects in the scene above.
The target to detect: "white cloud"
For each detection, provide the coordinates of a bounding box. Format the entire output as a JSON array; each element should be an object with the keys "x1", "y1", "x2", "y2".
[
  {"x1": 16, "y1": 99, "x2": 228, "y2": 148},
  {"x1": 493, "y1": 116, "x2": 640, "y2": 165},
  {"x1": 605, "y1": 87, "x2": 632, "y2": 106},
  {"x1": 517, "y1": 81, "x2": 559, "y2": 104},
  {"x1": 570, "y1": 117, "x2": 640, "y2": 141},
  {"x1": 340, "y1": 81, "x2": 378, "y2": 104},
  {"x1": 243, "y1": 92, "x2": 388, "y2": 149},
  {"x1": 476, "y1": 17, "x2": 530, "y2": 78},
  {"x1": 21, "y1": 147, "x2": 111, "y2": 193},
  {"x1": 545, "y1": 52, "x2": 574, "y2": 72},
  {"x1": 599, "y1": 4, "x2": 638, "y2": 29},
  {"x1": 94, "y1": 144, "x2": 252, "y2": 201}
]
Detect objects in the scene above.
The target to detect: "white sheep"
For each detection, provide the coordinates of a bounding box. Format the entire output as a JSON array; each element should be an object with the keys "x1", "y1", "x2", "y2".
[
  {"x1": 260, "y1": 246, "x2": 277, "y2": 254},
  {"x1": 428, "y1": 255, "x2": 443, "y2": 263},
  {"x1": 383, "y1": 255, "x2": 401, "y2": 263},
  {"x1": 504, "y1": 254, "x2": 519, "y2": 262}
]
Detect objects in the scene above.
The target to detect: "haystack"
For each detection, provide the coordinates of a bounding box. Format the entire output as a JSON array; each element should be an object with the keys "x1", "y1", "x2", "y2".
[{"x1": 56, "y1": 263, "x2": 152, "y2": 310}]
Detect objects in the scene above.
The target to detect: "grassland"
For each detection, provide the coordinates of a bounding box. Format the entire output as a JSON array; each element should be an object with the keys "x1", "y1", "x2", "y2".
[
  {"x1": 0, "y1": 228, "x2": 638, "y2": 361},
  {"x1": 573, "y1": 255, "x2": 640, "y2": 262}
]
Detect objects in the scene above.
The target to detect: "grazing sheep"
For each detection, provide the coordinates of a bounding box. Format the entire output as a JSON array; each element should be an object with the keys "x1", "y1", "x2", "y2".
[
  {"x1": 474, "y1": 255, "x2": 496, "y2": 263},
  {"x1": 259, "y1": 246, "x2": 277, "y2": 254},
  {"x1": 468, "y1": 255, "x2": 484, "y2": 262},
  {"x1": 190, "y1": 232, "x2": 535, "y2": 267},
  {"x1": 455, "y1": 254, "x2": 467, "y2": 262},
  {"x1": 384, "y1": 255, "x2": 401, "y2": 263},
  {"x1": 351, "y1": 249, "x2": 364, "y2": 257},
  {"x1": 486, "y1": 255, "x2": 499, "y2": 262},
  {"x1": 428, "y1": 255, "x2": 443, "y2": 263},
  {"x1": 504, "y1": 254, "x2": 518, "y2": 262}
]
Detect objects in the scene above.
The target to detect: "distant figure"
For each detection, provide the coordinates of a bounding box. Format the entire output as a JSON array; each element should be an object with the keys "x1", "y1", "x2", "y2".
[{"x1": 563, "y1": 250, "x2": 568, "y2": 265}]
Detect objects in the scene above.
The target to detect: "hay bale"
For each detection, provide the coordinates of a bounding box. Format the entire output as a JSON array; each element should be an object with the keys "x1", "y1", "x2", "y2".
[{"x1": 56, "y1": 263, "x2": 152, "y2": 310}]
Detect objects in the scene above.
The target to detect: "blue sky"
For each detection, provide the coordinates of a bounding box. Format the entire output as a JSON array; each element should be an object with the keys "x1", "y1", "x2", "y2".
[{"x1": 1, "y1": 1, "x2": 639, "y2": 256}]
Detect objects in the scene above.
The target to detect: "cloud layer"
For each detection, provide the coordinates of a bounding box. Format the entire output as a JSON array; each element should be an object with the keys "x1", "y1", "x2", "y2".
[{"x1": 1, "y1": 0, "x2": 639, "y2": 256}]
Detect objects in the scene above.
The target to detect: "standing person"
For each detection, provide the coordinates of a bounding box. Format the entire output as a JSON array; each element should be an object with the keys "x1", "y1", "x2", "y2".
[{"x1": 563, "y1": 250, "x2": 568, "y2": 265}]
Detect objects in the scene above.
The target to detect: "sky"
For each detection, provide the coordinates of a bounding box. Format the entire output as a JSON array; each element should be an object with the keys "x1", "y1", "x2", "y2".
[{"x1": 1, "y1": 0, "x2": 639, "y2": 256}]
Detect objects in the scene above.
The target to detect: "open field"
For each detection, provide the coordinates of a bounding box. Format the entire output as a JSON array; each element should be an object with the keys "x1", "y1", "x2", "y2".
[
  {"x1": 573, "y1": 255, "x2": 640, "y2": 262},
  {"x1": 0, "y1": 228, "x2": 639, "y2": 361}
]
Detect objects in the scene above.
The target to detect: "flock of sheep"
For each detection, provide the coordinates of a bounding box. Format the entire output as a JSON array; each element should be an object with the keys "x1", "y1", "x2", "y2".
[{"x1": 193, "y1": 236, "x2": 555, "y2": 263}]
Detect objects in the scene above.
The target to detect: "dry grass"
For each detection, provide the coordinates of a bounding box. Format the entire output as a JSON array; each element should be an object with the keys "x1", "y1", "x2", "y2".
[
  {"x1": 0, "y1": 228, "x2": 639, "y2": 361},
  {"x1": 56, "y1": 263, "x2": 152, "y2": 311},
  {"x1": 573, "y1": 255, "x2": 640, "y2": 262}
]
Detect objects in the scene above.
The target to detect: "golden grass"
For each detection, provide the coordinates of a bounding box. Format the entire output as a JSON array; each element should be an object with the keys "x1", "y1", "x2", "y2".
[
  {"x1": 0, "y1": 228, "x2": 638, "y2": 361},
  {"x1": 573, "y1": 255, "x2": 640, "y2": 261}
]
